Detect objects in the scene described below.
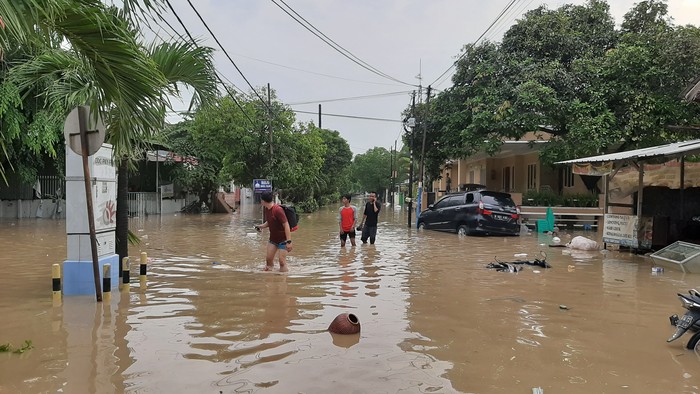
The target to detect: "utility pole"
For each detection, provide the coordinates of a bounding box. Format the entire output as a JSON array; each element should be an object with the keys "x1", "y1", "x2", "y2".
[
  {"x1": 390, "y1": 140, "x2": 397, "y2": 207},
  {"x1": 268, "y1": 83, "x2": 273, "y2": 157},
  {"x1": 407, "y1": 91, "x2": 416, "y2": 228},
  {"x1": 416, "y1": 85, "x2": 432, "y2": 225},
  {"x1": 318, "y1": 104, "x2": 322, "y2": 129},
  {"x1": 389, "y1": 144, "x2": 393, "y2": 205}
]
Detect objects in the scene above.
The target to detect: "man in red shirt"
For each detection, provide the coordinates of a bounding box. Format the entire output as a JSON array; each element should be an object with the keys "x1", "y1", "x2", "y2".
[
  {"x1": 338, "y1": 194, "x2": 358, "y2": 248},
  {"x1": 255, "y1": 192, "x2": 293, "y2": 272}
]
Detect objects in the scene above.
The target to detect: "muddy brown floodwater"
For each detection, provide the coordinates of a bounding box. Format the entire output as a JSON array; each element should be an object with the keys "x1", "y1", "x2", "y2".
[{"x1": 1, "y1": 200, "x2": 699, "y2": 393}]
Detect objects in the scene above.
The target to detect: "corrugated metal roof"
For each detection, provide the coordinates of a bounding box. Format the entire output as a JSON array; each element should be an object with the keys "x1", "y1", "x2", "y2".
[
  {"x1": 681, "y1": 75, "x2": 700, "y2": 103},
  {"x1": 556, "y1": 139, "x2": 700, "y2": 164}
]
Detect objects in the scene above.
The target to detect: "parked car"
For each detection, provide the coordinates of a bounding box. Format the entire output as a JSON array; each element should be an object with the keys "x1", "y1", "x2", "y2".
[{"x1": 417, "y1": 190, "x2": 520, "y2": 236}]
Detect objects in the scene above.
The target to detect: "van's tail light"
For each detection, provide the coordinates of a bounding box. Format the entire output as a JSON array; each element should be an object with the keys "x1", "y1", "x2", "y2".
[
  {"x1": 512, "y1": 206, "x2": 521, "y2": 219},
  {"x1": 478, "y1": 201, "x2": 492, "y2": 215}
]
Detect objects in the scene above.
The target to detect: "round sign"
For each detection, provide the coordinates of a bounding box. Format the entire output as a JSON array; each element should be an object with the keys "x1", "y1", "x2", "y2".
[{"x1": 63, "y1": 106, "x2": 106, "y2": 156}]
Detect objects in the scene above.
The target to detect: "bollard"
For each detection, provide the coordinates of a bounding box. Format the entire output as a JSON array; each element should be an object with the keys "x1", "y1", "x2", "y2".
[
  {"x1": 121, "y1": 257, "x2": 130, "y2": 292},
  {"x1": 139, "y1": 252, "x2": 147, "y2": 286},
  {"x1": 52, "y1": 263, "x2": 62, "y2": 304},
  {"x1": 103, "y1": 263, "x2": 111, "y2": 300}
]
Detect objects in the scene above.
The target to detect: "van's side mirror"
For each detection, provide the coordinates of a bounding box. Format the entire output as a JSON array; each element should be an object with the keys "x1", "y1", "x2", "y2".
[{"x1": 428, "y1": 204, "x2": 434, "y2": 210}]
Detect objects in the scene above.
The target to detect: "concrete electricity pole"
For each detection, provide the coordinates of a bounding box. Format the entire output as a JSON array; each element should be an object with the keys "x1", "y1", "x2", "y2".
[
  {"x1": 407, "y1": 92, "x2": 416, "y2": 228},
  {"x1": 416, "y1": 85, "x2": 432, "y2": 224}
]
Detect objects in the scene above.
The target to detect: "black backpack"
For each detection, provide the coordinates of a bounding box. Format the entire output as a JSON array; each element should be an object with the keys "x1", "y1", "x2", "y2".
[{"x1": 281, "y1": 204, "x2": 299, "y2": 232}]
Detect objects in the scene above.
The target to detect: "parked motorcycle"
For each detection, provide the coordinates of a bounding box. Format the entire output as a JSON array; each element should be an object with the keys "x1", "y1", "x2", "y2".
[{"x1": 668, "y1": 289, "x2": 700, "y2": 349}]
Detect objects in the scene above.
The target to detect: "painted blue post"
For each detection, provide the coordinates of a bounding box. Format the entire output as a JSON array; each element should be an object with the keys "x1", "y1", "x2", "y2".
[{"x1": 416, "y1": 185, "x2": 422, "y2": 228}]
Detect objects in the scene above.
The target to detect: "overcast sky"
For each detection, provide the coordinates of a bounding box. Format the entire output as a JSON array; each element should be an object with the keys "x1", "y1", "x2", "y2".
[{"x1": 156, "y1": 0, "x2": 700, "y2": 156}]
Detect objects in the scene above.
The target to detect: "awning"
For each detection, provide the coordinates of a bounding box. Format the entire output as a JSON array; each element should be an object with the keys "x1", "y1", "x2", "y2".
[
  {"x1": 681, "y1": 75, "x2": 700, "y2": 103},
  {"x1": 555, "y1": 139, "x2": 700, "y2": 165},
  {"x1": 146, "y1": 150, "x2": 199, "y2": 165},
  {"x1": 146, "y1": 150, "x2": 169, "y2": 162}
]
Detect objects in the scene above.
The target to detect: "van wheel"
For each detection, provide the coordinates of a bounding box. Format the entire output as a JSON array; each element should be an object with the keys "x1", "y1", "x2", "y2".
[
  {"x1": 417, "y1": 221, "x2": 426, "y2": 230},
  {"x1": 457, "y1": 224, "x2": 469, "y2": 236}
]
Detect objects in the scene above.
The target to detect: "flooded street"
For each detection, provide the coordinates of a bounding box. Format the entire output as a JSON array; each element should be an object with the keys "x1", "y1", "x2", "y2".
[{"x1": 1, "y1": 201, "x2": 699, "y2": 393}]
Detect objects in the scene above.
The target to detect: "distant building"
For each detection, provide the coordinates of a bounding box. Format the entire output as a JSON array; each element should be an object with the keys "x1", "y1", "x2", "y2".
[{"x1": 431, "y1": 131, "x2": 598, "y2": 204}]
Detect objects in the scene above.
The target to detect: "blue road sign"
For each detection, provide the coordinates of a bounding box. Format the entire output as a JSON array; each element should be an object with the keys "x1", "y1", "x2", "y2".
[{"x1": 253, "y1": 179, "x2": 272, "y2": 193}]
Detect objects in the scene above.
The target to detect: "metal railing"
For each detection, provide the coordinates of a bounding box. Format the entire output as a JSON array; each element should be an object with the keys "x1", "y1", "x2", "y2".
[
  {"x1": 127, "y1": 192, "x2": 198, "y2": 216},
  {"x1": 127, "y1": 192, "x2": 159, "y2": 217},
  {"x1": 37, "y1": 175, "x2": 65, "y2": 198}
]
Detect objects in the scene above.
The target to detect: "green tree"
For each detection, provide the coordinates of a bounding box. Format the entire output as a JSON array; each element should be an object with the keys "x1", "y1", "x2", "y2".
[
  {"x1": 1, "y1": 0, "x2": 218, "y2": 266},
  {"x1": 313, "y1": 126, "x2": 353, "y2": 205},
  {"x1": 0, "y1": 0, "x2": 167, "y2": 183},
  {"x1": 180, "y1": 90, "x2": 335, "y2": 211},
  {"x1": 351, "y1": 147, "x2": 392, "y2": 196},
  {"x1": 426, "y1": 0, "x2": 700, "y2": 179}
]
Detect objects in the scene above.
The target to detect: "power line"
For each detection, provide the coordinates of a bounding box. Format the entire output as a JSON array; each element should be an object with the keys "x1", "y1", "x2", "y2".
[
  {"x1": 144, "y1": 2, "x2": 246, "y2": 94},
  {"x1": 143, "y1": 1, "x2": 405, "y2": 88},
  {"x1": 287, "y1": 91, "x2": 412, "y2": 105},
  {"x1": 292, "y1": 110, "x2": 402, "y2": 123},
  {"x1": 163, "y1": 0, "x2": 257, "y2": 127},
  {"x1": 216, "y1": 52, "x2": 406, "y2": 87},
  {"x1": 184, "y1": 0, "x2": 273, "y2": 111},
  {"x1": 431, "y1": 0, "x2": 520, "y2": 87},
  {"x1": 484, "y1": 0, "x2": 535, "y2": 43},
  {"x1": 270, "y1": 0, "x2": 416, "y2": 87}
]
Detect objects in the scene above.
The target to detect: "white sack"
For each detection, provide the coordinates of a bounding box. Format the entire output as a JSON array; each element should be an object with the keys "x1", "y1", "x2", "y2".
[{"x1": 566, "y1": 236, "x2": 599, "y2": 251}]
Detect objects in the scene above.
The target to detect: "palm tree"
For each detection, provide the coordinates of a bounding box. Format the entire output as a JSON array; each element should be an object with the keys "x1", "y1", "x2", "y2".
[
  {"x1": 113, "y1": 39, "x2": 217, "y2": 263},
  {"x1": 0, "y1": 0, "x2": 168, "y2": 179},
  {"x1": 1, "y1": 0, "x2": 218, "y2": 266}
]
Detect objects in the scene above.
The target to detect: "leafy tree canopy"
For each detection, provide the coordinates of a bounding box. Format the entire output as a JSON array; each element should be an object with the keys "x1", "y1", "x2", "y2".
[
  {"x1": 350, "y1": 147, "x2": 392, "y2": 195},
  {"x1": 423, "y1": 0, "x2": 700, "y2": 179},
  {"x1": 166, "y1": 89, "x2": 354, "y2": 209}
]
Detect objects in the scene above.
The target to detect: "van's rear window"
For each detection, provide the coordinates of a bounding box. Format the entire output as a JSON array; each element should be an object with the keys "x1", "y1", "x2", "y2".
[{"x1": 481, "y1": 193, "x2": 515, "y2": 207}]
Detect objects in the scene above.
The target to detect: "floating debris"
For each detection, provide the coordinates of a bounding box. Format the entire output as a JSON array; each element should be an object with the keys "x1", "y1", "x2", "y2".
[{"x1": 486, "y1": 262, "x2": 522, "y2": 272}]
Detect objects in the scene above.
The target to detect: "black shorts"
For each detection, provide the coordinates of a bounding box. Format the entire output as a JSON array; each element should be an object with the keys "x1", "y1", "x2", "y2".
[{"x1": 340, "y1": 230, "x2": 356, "y2": 241}]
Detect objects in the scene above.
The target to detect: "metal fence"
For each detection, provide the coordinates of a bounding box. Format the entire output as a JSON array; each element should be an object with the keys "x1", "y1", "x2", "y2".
[
  {"x1": 38, "y1": 175, "x2": 65, "y2": 198},
  {"x1": 127, "y1": 192, "x2": 198, "y2": 216},
  {"x1": 127, "y1": 192, "x2": 159, "y2": 217}
]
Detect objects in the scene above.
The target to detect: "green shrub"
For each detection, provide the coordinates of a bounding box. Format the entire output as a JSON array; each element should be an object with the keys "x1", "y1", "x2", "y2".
[
  {"x1": 522, "y1": 191, "x2": 598, "y2": 207},
  {"x1": 522, "y1": 190, "x2": 562, "y2": 206},
  {"x1": 296, "y1": 198, "x2": 319, "y2": 213}
]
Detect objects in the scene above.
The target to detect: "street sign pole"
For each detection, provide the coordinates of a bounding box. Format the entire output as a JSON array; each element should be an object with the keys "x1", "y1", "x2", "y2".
[
  {"x1": 76, "y1": 107, "x2": 102, "y2": 302},
  {"x1": 253, "y1": 179, "x2": 273, "y2": 223},
  {"x1": 65, "y1": 106, "x2": 107, "y2": 301}
]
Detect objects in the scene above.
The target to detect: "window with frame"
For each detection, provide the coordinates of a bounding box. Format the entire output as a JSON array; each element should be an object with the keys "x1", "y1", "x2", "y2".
[
  {"x1": 502, "y1": 166, "x2": 514, "y2": 192},
  {"x1": 446, "y1": 195, "x2": 465, "y2": 207},
  {"x1": 563, "y1": 166, "x2": 575, "y2": 188},
  {"x1": 527, "y1": 163, "x2": 537, "y2": 190}
]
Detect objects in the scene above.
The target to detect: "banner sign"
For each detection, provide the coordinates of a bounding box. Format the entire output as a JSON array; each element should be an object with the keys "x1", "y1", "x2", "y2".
[
  {"x1": 603, "y1": 214, "x2": 639, "y2": 247},
  {"x1": 161, "y1": 183, "x2": 174, "y2": 198},
  {"x1": 573, "y1": 162, "x2": 613, "y2": 176},
  {"x1": 253, "y1": 179, "x2": 272, "y2": 193}
]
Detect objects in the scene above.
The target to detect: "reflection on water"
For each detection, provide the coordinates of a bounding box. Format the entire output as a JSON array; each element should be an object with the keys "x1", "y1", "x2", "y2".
[{"x1": 1, "y1": 201, "x2": 700, "y2": 393}]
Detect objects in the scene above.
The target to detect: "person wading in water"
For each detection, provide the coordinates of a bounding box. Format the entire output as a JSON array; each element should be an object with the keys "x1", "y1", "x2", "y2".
[{"x1": 255, "y1": 191, "x2": 293, "y2": 272}]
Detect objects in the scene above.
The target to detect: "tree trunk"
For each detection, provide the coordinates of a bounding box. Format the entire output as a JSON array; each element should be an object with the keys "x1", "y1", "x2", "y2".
[{"x1": 116, "y1": 157, "x2": 129, "y2": 277}]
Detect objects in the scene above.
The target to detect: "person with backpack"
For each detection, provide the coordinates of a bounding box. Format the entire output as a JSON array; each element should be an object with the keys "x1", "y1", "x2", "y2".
[
  {"x1": 254, "y1": 191, "x2": 293, "y2": 272},
  {"x1": 338, "y1": 194, "x2": 358, "y2": 248},
  {"x1": 358, "y1": 191, "x2": 381, "y2": 244}
]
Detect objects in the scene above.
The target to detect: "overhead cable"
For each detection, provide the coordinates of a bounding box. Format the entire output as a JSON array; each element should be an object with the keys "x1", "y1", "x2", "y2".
[
  {"x1": 218, "y1": 52, "x2": 407, "y2": 87},
  {"x1": 184, "y1": 0, "x2": 273, "y2": 112},
  {"x1": 287, "y1": 91, "x2": 412, "y2": 105},
  {"x1": 484, "y1": 0, "x2": 535, "y2": 43},
  {"x1": 293, "y1": 110, "x2": 402, "y2": 123},
  {"x1": 270, "y1": 0, "x2": 416, "y2": 87},
  {"x1": 431, "y1": 0, "x2": 520, "y2": 87},
  {"x1": 163, "y1": 0, "x2": 257, "y2": 127}
]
